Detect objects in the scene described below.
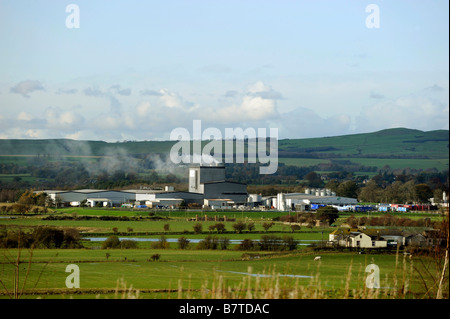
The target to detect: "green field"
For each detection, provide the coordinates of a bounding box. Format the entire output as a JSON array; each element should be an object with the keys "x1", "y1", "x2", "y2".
[
  {"x1": 0, "y1": 208, "x2": 447, "y2": 299},
  {"x1": 0, "y1": 248, "x2": 440, "y2": 299}
]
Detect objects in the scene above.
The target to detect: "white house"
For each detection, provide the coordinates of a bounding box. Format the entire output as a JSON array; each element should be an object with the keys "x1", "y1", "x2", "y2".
[{"x1": 339, "y1": 232, "x2": 387, "y2": 248}]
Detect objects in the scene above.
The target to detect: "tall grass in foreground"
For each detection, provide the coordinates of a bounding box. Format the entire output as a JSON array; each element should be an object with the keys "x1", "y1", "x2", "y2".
[{"x1": 98, "y1": 251, "x2": 448, "y2": 299}]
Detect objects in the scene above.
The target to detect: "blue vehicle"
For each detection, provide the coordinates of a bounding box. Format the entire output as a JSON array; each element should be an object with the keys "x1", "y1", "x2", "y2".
[{"x1": 354, "y1": 206, "x2": 373, "y2": 212}]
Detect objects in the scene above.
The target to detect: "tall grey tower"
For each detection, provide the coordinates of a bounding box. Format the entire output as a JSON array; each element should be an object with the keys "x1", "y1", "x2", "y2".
[{"x1": 189, "y1": 164, "x2": 225, "y2": 193}]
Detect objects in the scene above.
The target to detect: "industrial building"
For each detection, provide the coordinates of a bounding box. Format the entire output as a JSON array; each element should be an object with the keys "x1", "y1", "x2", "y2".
[
  {"x1": 37, "y1": 164, "x2": 248, "y2": 208},
  {"x1": 37, "y1": 166, "x2": 360, "y2": 211},
  {"x1": 41, "y1": 189, "x2": 136, "y2": 207},
  {"x1": 249, "y1": 190, "x2": 358, "y2": 212}
]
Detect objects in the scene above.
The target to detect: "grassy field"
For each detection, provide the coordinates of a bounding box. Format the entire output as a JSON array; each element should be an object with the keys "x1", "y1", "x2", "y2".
[
  {"x1": 0, "y1": 248, "x2": 442, "y2": 299},
  {"x1": 278, "y1": 157, "x2": 449, "y2": 171},
  {"x1": 0, "y1": 208, "x2": 447, "y2": 299}
]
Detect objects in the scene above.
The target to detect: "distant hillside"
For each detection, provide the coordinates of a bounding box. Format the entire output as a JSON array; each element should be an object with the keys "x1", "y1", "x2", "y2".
[
  {"x1": 279, "y1": 128, "x2": 449, "y2": 159},
  {"x1": 0, "y1": 128, "x2": 448, "y2": 171}
]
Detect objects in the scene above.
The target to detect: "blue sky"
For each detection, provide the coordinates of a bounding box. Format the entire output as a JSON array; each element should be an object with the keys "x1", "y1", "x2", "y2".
[{"x1": 0, "y1": 0, "x2": 448, "y2": 141}]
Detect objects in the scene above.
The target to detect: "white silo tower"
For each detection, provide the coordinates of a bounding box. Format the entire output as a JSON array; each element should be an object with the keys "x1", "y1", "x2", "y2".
[{"x1": 277, "y1": 193, "x2": 286, "y2": 211}]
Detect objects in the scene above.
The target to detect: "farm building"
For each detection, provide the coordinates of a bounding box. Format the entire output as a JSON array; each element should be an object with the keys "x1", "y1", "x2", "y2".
[
  {"x1": 328, "y1": 227, "x2": 444, "y2": 249},
  {"x1": 405, "y1": 233, "x2": 432, "y2": 248},
  {"x1": 345, "y1": 232, "x2": 388, "y2": 248},
  {"x1": 329, "y1": 229, "x2": 387, "y2": 248}
]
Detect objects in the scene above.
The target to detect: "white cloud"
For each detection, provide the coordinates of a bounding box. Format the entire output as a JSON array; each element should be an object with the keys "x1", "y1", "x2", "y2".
[
  {"x1": 136, "y1": 101, "x2": 152, "y2": 117},
  {"x1": 218, "y1": 96, "x2": 276, "y2": 122},
  {"x1": 45, "y1": 107, "x2": 85, "y2": 131},
  {"x1": 25, "y1": 129, "x2": 41, "y2": 138},
  {"x1": 17, "y1": 112, "x2": 33, "y2": 121},
  {"x1": 159, "y1": 89, "x2": 182, "y2": 108},
  {"x1": 212, "y1": 81, "x2": 279, "y2": 124},
  {"x1": 356, "y1": 95, "x2": 449, "y2": 132},
  {"x1": 271, "y1": 107, "x2": 352, "y2": 139}
]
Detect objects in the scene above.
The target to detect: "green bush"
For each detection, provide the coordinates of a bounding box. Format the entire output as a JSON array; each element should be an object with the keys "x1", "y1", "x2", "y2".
[
  {"x1": 150, "y1": 236, "x2": 169, "y2": 249},
  {"x1": 232, "y1": 221, "x2": 246, "y2": 234},
  {"x1": 237, "y1": 238, "x2": 255, "y2": 251},
  {"x1": 32, "y1": 226, "x2": 65, "y2": 248},
  {"x1": 193, "y1": 223, "x2": 203, "y2": 234},
  {"x1": 197, "y1": 235, "x2": 218, "y2": 250},
  {"x1": 218, "y1": 237, "x2": 230, "y2": 250},
  {"x1": 102, "y1": 235, "x2": 121, "y2": 249},
  {"x1": 178, "y1": 237, "x2": 190, "y2": 249},
  {"x1": 120, "y1": 239, "x2": 138, "y2": 249}
]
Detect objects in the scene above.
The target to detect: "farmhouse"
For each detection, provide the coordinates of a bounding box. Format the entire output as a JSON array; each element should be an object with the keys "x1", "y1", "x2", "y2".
[
  {"x1": 336, "y1": 231, "x2": 388, "y2": 248},
  {"x1": 329, "y1": 226, "x2": 446, "y2": 249}
]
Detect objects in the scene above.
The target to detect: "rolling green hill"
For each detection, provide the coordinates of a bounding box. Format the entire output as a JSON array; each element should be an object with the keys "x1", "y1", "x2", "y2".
[{"x1": 0, "y1": 128, "x2": 448, "y2": 171}]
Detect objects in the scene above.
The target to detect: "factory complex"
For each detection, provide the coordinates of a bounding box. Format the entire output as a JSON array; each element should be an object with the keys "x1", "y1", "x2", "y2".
[{"x1": 36, "y1": 165, "x2": 359, "y2": 212}]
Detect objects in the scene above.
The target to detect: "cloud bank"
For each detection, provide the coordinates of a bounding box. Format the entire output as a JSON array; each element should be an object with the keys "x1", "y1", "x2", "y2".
[{"x1": 1, "y1": 79, "x2": 448, "y2": 141}]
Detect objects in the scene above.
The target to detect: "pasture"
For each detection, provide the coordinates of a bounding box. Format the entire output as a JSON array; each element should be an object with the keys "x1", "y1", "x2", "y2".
[
  {"x1": 0, "y1": 208, "x2": 447, "y2": 299},
  {"x1": 0, "y1": 248, "x2": 440, "y2": 299}
]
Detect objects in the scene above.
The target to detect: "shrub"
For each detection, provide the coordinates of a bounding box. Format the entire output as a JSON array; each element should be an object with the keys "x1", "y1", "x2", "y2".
[
  {"x1": 120, "y1": 240, "x2": 138, "y2": 249},
  {"x1": 150, "y1": 236, "x2": 169, "y2": 249},
  {"x1": 214, "y1": 223, "x2": 226, "y2": 233},
  {"x1": 102, "y1": 235, "x2": 121, "y2": 249},
  {"x1": 232, "y1": 221, "x2": 246, "y2": 234},
  {"x1": 281, "y1": 235, "x2": 298, "y2": 251},
  {"x1": 163, "y1": 224, "x2": 170, "y2": 232},
  {"x1": 197, "y1": 235, "x2": 218, "y2": 250},
  {"x1": 193, "y1": 223, "x2": 203, "y2": 234},
  {"x1": 247, "y1": 222, "x2": 255, "y2": 232},
  {"x1": 218, "y1": 237, "x2": 230, "y2": 250},
  {"x1": 11, "y1": 203, "x2": 28, "y2": 214},
  {"x1": 316, "y1": 206, "x2": 339, "y2": 225},
  {"x1": 149, "y1": 254, "x2": 160, "y2": 262},
  {"x1": 0, "y1": 230, "x2": 33, "y2": 248},
  {"x1": 262, "y1": 222, "x2": 274, "y2": 232},
  {"x1": 32, "y1": 226, "x2": 65, "y2": 248},
  {"x1": 178, "y1": 237, "x2": 190, "y2": 250},
  {"x1": 62, "y1": 228, "x2": 83, "y2": 248},
  {"x1": 258, "y1": 235, "x2": 281, "y2": 251},
  {"x1": 290, "y1": 225, "x2": 301, "y2": 232},
  {"x1": 237, "y1": 238, "x2": 255, "y2": 251}
]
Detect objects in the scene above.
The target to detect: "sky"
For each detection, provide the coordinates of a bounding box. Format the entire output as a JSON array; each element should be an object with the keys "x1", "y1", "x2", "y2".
[{"x1": 0, "y1": 0, "x2": 448, "y2": 142}]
